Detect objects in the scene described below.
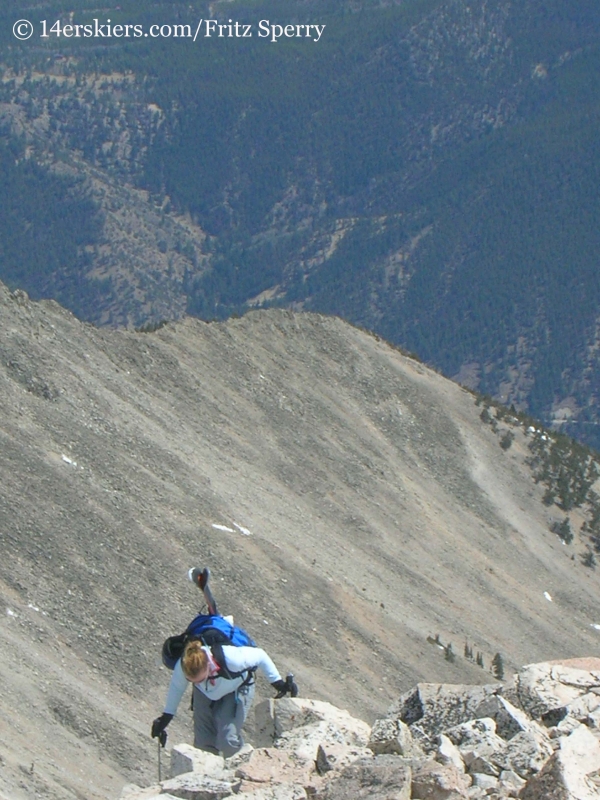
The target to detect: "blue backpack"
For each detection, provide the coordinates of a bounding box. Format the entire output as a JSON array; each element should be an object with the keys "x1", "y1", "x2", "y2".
[{"x1": 161, "y1": 613, "x2": 256, "y2": 674}]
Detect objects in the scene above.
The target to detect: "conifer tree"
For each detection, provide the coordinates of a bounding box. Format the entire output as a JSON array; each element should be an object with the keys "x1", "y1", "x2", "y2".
[{"x1": 491, "y1": 652, "x2": 504, "y2": 679}]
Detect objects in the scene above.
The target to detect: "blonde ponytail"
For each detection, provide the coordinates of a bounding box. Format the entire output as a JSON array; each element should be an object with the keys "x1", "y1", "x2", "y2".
[{"x1": 181, "y1": 640, "x2": 209, "y2": 680}]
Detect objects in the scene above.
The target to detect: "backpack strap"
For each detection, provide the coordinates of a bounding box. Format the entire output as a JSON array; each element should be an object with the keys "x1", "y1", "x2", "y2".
[{"x1": 211, "y1": 643, "x2": 256, "y2": 688}]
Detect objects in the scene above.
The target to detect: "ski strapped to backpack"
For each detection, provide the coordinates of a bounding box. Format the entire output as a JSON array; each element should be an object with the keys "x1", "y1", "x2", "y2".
[{"x1": 161, "y1": 613, "x2": 258, "y2": 686}]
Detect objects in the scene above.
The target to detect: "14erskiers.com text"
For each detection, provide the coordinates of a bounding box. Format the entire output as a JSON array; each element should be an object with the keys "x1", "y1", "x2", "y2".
[{"x1": 34, "y1": 18, "x2": 326, "y2": 43}]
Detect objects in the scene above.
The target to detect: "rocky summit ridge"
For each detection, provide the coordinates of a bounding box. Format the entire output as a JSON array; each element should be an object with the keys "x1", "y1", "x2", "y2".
[
  {"x1": 2, "y1": 282, "x2": 600, "y2": 798},
  {"x1": 122, "y1": 658, "x2": 600, "y2": 800}
]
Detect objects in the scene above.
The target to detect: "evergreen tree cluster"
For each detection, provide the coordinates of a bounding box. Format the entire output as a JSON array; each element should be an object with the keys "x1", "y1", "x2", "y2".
[{"x1": 527, "y1": 431, "x2": 599, "y2": 512}]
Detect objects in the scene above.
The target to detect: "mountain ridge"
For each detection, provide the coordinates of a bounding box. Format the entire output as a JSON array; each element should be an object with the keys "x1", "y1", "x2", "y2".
[{"x1": 1, "y1": 0, "x2": 600, "y2": 444}]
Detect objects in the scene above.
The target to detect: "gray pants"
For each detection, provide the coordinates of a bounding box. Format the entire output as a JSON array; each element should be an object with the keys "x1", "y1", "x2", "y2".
[{"x1": 192, "y1": 683, "x2": 255, "y2": 757}]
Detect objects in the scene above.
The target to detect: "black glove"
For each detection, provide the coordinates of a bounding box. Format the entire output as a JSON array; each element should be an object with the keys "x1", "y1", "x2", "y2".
[
  {"x1": 272, "y1": 674, "x2": 299, "y2": 698},
  {"x1": 151, "y1": 712, "x2": 173, "y2": 744}
]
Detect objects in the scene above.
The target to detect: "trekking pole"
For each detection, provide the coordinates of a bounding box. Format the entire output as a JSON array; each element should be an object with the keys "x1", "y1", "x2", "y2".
[{"x1": 157, "y1": 730, "x2": 167, "y2": 782}]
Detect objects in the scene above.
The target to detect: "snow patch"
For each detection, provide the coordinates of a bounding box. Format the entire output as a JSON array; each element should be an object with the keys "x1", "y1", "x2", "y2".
[
  {"x1": 61, "y1": 454, "x2": 77, "y2": 467},
  {"x1": 233, "y1": 522, "x2": 252, "y2": 536},
  {"x1": 591, "y1": 624, "x2": 600, "y2": 631},
  {"x1": 6, "y1": 608, "x2": 16, "y2": 617},
  {"x1": 211, "y1": 522, "x2": 253, "y2": 535},
  {"x1": 544, "y1": 591, "x2": 553, "y2": 602}
]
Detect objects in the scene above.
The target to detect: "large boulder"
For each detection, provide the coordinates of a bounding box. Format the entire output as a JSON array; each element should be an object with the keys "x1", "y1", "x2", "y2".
[
  {"x1": 503, "y1": 660, "x2": 600, "y2": 724},
  {"x1": 254, "y1": 697, "x2": 372, "y2": 774},
  {"x1": 519, "y1": 725, "x2": 600, "y2": 800},
  {"x1": 385, "y1": 683, "x2": 503, "y2": 751},
  {"x1": 273, "y1": 698, "x2": 370, "y2": 745},
  {"x1": 473, "y1": 695, "x2": 540, "y2": 741},
  {"x1": 255, "y1": 698, "x2": 370, "y2": 750}
]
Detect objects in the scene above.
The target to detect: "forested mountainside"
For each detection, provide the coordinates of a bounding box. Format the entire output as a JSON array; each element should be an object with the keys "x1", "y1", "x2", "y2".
[{"x1": 1, "y1": 0, "x2": 599, "y2": 445}]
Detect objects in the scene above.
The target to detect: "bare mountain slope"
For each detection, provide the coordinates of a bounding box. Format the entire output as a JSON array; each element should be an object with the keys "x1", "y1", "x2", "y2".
[{"x1": 1, "y1": 283, "x2": 599, "y2": 799}]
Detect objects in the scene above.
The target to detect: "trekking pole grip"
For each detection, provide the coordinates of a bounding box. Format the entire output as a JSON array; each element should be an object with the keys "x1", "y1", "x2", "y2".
[{"x1": 286, "y1": 673, "x2": 298, "y2": 697}]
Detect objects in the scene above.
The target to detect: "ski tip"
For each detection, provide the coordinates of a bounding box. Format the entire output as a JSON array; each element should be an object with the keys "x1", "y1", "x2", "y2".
[
  {"x1": 188, "y1": 567, "x2": 210, "y2": 589},
  {"x1": 188, "y1": 567, "x2": 202, "y2": 585}
]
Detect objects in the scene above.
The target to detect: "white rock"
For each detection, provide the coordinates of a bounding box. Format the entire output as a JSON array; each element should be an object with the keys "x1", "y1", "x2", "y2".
[
  {"x1": 170, "y1": 743, "x2": 227, "y2": 779},
  {"x1": 470, "y1": 772, "x2": 498, "y2": 790},
  {"x1": 277, "y1": 719, "x2": 371, "y2": 764},
  {"x1": 504, "y1": 661, "x2": 600, "y2": 720},
  {"x1": 273, "y1": 697, "x2": 370, "y2": 746},
  {"x1": 519, "y1": 725, "x2": 600, "y2": 799},
  {"x1": 436, "y1": 734, "x2": 466, "y2": 773}
]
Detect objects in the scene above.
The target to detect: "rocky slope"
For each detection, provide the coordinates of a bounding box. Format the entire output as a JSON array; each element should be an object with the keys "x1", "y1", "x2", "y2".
[
  {"x1": 1, "y1": 283, "x2": 600, "y2": 798},
  {"x1": 122, "y1": 658, "x2": 600, "y2": 800}
]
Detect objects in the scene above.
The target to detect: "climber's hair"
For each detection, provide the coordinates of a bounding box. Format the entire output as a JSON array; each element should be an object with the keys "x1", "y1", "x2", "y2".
[{"x1": 181, "y1": 640, "x2": 209, "y2": 680}]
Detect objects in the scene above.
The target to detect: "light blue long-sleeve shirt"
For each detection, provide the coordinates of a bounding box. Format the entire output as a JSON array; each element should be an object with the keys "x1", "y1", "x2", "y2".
[{"x1": 164, "y1": 644, "x2": 282, "y2": 715}]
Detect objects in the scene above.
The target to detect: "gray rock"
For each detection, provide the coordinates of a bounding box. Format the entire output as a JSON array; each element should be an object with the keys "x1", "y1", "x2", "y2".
[
  {"x1": 498, "y1": 769, "x2": 525, "y2": 793},
  {"x1": 490, "y1": 729, "x2": 553, "y2": 779},
  {"x1": 466, "y1": 756, "x2": 499, "y2": 777},
  {"x1": 444, "y1": 717, "x2": 506, "y2": 760},
  {"x1": 387, "y1": 683, "x2": 502, "y2": 751},
  {"x1": 315, "y1": 755, "x2": 411, "y2": 800},
  {"x1": 473, "y1": 696, "x2": 535, "y2": 741},
  {"x1": 237, "y1": 785, "x2": 308, "y2": 800},
  {"x1": 369, "y1": 717, "x2": 419, "y2": 756},
  {"x1": 411, "y1": 760, "x2": 471, "y2": 799},
  {"x1": 470, "y1": 772, "x2": 498, "y2": 791}
]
